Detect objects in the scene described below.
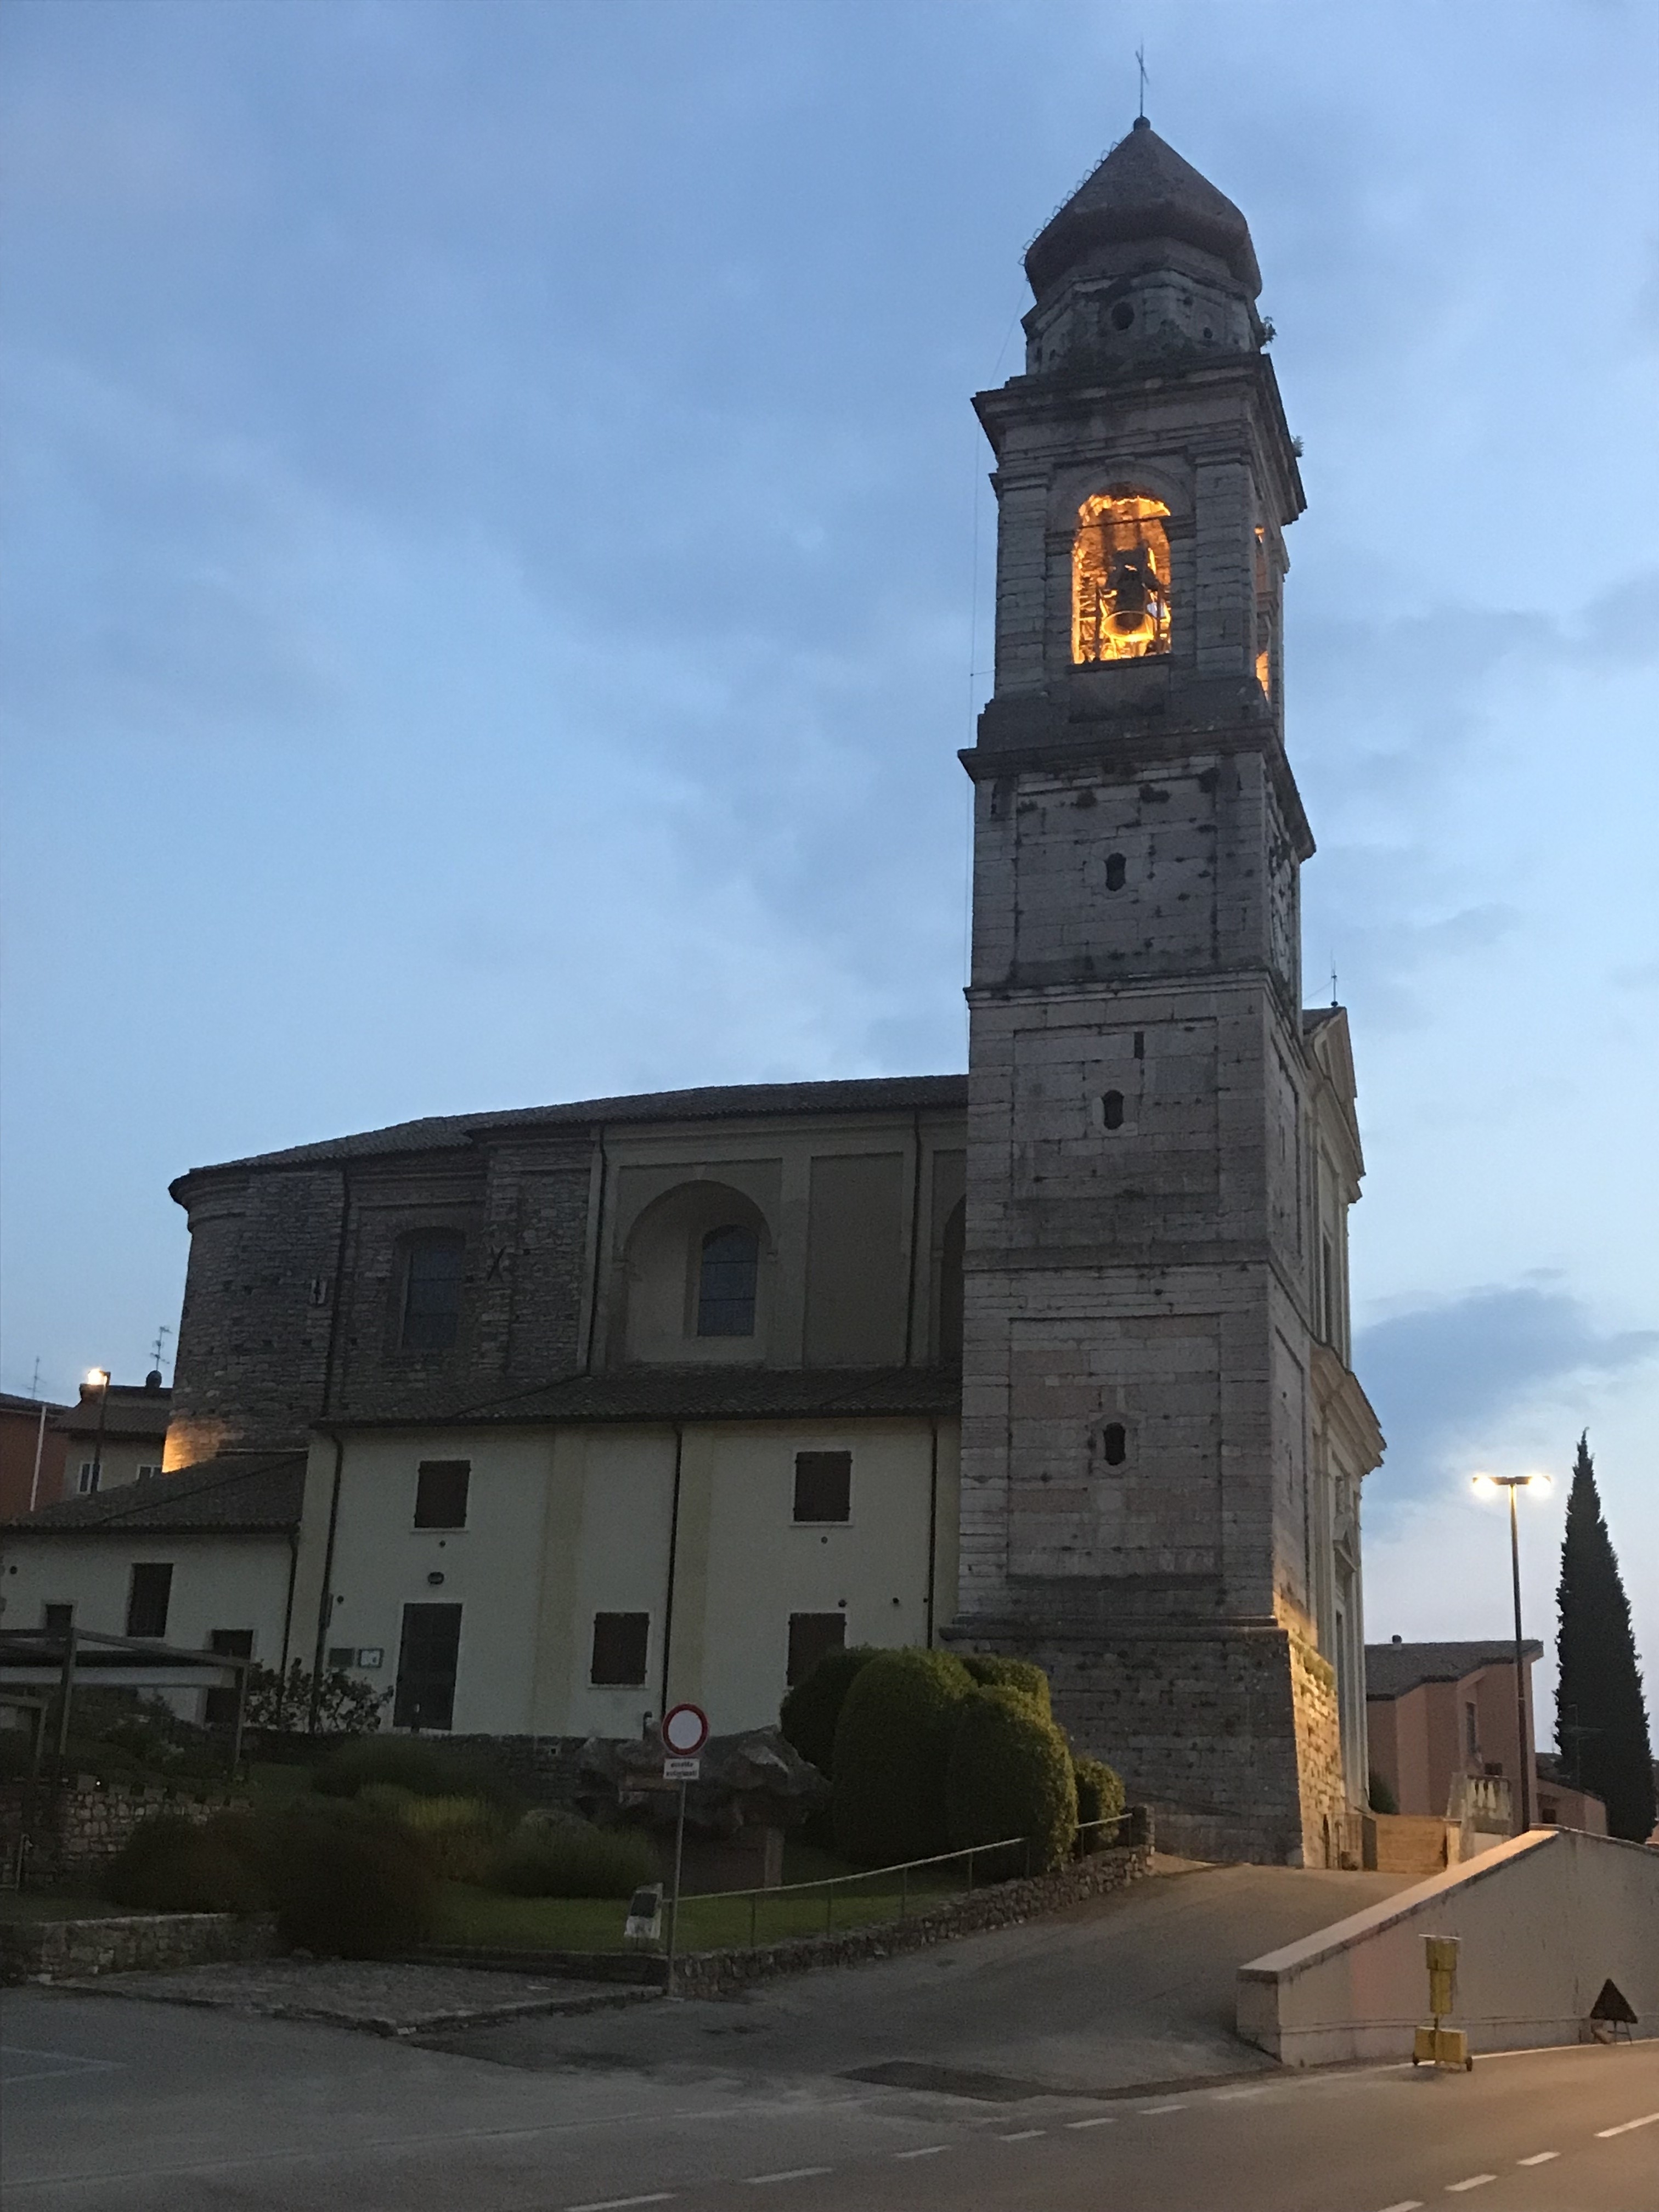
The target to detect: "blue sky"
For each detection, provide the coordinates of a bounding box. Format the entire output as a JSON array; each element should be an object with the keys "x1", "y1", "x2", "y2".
[{"x1": 3, "y1": 1, "x2": 1655, "y2": 1714}]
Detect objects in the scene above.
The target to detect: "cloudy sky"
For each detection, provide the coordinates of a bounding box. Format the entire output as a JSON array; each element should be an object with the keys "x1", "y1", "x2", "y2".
[{"x1": 3, "y1": 0, "x2": 1655, "y2": 1716}]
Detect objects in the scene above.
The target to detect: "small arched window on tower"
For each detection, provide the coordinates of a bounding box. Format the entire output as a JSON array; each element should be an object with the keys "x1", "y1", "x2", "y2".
[
  {"x1": 696, "y1": 1224, "x2": 759, "y2": 1338},
  {"x1": 1254, "y1": 526, "x2": 1274, "y2": 699},
  {"x1": 1073, "y1": 493, "x2": 1172, "y2": 664}
]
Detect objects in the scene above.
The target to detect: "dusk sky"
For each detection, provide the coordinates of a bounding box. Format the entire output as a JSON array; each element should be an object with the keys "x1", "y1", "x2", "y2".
[{"x1": 3, "y1": 1, "x2": 1655, "y2": 1711}]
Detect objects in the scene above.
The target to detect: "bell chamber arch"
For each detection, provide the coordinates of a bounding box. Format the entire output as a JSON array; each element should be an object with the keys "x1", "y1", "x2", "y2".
[{"x1": 1071, "y1": 490, "x2": 1172, "y2": 663}]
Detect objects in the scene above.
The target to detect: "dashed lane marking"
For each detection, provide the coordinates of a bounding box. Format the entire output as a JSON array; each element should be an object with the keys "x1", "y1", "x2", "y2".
[
  {"x1": 568, "y1": 2197, "x2": 675, "y2": 2211},
  {"x1": 1517, "y1": 2153, "x2": 1559, "y2": 2166},
  {"x1": 894, "y1": 2146, "x2": 950, "y2": 2160},
  {"x1": 1596, "y1": 2112, "x2": 1659, "y2": 2138},
  {"x1": 1066, "y1": 2115, "x2": 1118, "y2": 2129},
  {"x1": 1446, "y1": 2178, "x2": 1496, "y2": 2193},
  {"x1": 1139, "y1": 2100, "x2": 1187, "y2": 2114},
  {"x1": 996, "y1": 2129, "x2": 1045, "y2": 2141},
  {"x1": 1376, "y1": 2201, "x2": 1423, "y2": 2211},
  {"x1": 744, "y1": 2170, "x2": 833, "y2": 2187}
]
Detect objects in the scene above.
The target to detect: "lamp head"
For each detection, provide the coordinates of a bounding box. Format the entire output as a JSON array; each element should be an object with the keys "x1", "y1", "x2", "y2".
[
  {"x1": 1472, "y1": 1469, "x2": 1550, "y2": 1498},
  {"x1": 86, "y1": 1367, "x2": 110, "y2": 1388}
]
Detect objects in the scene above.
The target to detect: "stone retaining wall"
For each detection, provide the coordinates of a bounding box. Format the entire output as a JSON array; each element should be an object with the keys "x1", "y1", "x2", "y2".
[
  {"x1": 0, "y1": 1778, "x2": 247, "y2": 1888},
  {"x1": 1, "y1": 1911, "x2": 276, "y2": 1984}
]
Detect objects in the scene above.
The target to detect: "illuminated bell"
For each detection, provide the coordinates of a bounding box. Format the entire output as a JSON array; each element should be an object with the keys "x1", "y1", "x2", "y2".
[{"x1": 1109, "y1": 552, "x2": 1152, "y2": 633}]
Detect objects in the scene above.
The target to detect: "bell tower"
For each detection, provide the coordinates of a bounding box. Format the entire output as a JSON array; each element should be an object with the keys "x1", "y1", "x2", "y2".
[{"x1": 956, "y1": 118, "x2": 1355, "y2": 1864}]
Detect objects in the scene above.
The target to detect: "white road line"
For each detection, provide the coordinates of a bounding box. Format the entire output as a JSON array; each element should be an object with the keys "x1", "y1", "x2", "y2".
[
  {"x1": 1596, "y1": 2112, "x2": 1659, "y2": 2138},
  {"x1": 568, "y1": 2196, "x2": 675, "y2": 2211},
  {"x1": 1139, "y1": 2100, "x2": 1187, "y2": 2114},
  {"x1": 894, "y1": 2145, "x2": 950, "y2": 2159},
  {"x1": 744, "y1": 2170, "x2": 833, "y2": 2186},
  {"x1": 1211, "y1": 2084, "x2": 1273, "y2": 2101},
  {"x1": 1517, "y1": 2152, "x2": 1560, "y2": 2166},
  {"x1": 1377, "y1": 2201, "x2": 1423, "y2": 2211},
  {"x1": 996, "y1": 2128, "x2": 1045, "y2": 2141},
  {"x1": 1446, "y1": 2178, "x2": 1496, "y2": 2193},
  {"x1": 1067, "y1": 2115, "x2": 1118, "y2": 2129}
]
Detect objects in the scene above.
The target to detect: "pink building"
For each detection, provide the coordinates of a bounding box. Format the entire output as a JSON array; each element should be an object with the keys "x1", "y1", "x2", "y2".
[{"x1": 1367, "y1": 1638, "x2": 1544, "y2": 1829}]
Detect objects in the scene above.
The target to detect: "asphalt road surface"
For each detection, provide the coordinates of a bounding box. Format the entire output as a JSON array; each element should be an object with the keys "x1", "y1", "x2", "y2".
[{"x1": 3, "y1": 1865, "x2": 1655, "y2": 2210}]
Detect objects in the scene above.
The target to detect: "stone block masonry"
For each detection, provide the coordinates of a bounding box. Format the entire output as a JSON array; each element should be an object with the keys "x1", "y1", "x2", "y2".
[
  {"x1": 1, "y1": 1911, "x2": 276, "y2": 1984},
  {"x1": 0, "y1": 1778, "x2": 248, "y2": 1889}
]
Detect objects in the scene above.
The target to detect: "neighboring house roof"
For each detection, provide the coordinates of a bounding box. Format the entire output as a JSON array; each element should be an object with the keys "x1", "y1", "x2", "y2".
[
  {"x1": 53, "y1": 1384, "x2": 172, "y2": 1443},
  {"x1": 329, "y1": 1365, "x2": 963, "y2": 1431},
  {"x1": 0, "y1": 1393, "x2": 71, "y2": 1420},
  {"x1": 1, "y1": 1452, "x2": 306, "y2": 1537},
  {"x1": 173, "y1": 1074, "x2": 972, "y2": 1186},
  {"x1": 1365, "y1": 1639, "x2": 1543, "y2": 1700}
]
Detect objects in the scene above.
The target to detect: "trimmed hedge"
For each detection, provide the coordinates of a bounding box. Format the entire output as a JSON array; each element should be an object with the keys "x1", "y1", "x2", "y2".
[
  {"x1": 832, "y1": 1649, "x2": 973, "y2": 1866},
  {"x1": 1072, "y1": 1755, "x2": 1126, "y2": 1846},
  {"x1": 960, "y1": 1654, "x2": 1052, "y2": 1713},
  {"x1": 945, "y1": 1687, "x2": 1078, "y2": 1873},
  {"x1": 778, "y1": 1645, "x2": 877, "y2": 1780},
  {"x1": 261, "y1": 1801, "x2": 438, "y2": 1957},
  {"x1": 104, "y1": 1812, "x2": 269, "y2": 1915},
  {"x1": 489, "y1": 1820, "x2": 659, "y2": 1900},
  {"x1": 311, "y1": 1734, "x2": 516, "y2": 1808},
  {"x1": 376, "y1": 1791, "x2": 507, "y2": 1883}
]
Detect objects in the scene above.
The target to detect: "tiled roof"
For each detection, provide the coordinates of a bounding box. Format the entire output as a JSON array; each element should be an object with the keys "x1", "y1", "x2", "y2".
[
  {"x1": 2, "y1": 1453, "x2": 306, "y2": 1537},
  {"x1": 1365, "y1": 1639, "x2": 1543, "y2": 1700},
  {"x1": 175, "y1": 1075, "x2": 968, "y2": 1182},
  {"x1": 53, "y1": 1386, "x2": 172, "y2": 1441},
  {"x1": 331, "y1": 1365, "x2": 963, "y2": 1431}
]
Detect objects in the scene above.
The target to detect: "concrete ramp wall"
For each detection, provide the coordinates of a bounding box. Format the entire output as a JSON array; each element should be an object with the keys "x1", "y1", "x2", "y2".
[{"x1": 1237, "y1": 1827, "x2": 1659, "y2": 2066}]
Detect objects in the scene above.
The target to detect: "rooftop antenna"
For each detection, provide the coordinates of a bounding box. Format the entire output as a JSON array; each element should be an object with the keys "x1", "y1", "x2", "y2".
[
  {"x1": 1330, "y1": 957, "x2": 1339, "y2": 1008},
  {"x1": 29, "y1": 1355, "x2": 41, "y2": 1400},
  {"x1": 1135, "y1": 43, "x2": 1149, "y2": 122},
  {"x1": 152, "y1": 1322, "x2": 172, "y2": 1375}
]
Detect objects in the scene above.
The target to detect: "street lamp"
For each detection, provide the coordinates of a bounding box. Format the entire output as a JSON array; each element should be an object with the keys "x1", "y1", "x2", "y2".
[
  {"x1": 85, "y1": 1368, "x2": 110, "y2": 1497},
  {"x1": 1470, "y1": 1470, "x2": 1552, "y2": 1832}
]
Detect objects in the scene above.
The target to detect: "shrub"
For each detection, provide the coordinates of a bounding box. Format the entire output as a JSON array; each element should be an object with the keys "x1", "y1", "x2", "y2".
[
  {"x1": 242, "y1": 1660, "x2": 391, "y2": 1739},
  {"x1": 960, "y1": 1654, "x2": 1052, "y2": 1713},
  {"x1": 489, "y1": 1819, "x2": 659, "y2": 1900},
  {"x1": 1072, "y1": 1756, "x2": 1126, "y2": 1847},
  {"x1": 945, "y1": 1687, "x2": 1078, "y2": 1874},
  {"x1": 390, "y1": 1793, "x2": 507, "y2": 1883},
  {"x1": 311, "y1": 1734, "x2": 516, "y2": 1808},
  {"x1": 778, "y1": 1645, "x2": 878, "y2": 1779},
  {"x1": 1368, "y1": 1769, "x2": 1398, "y2": 1816},
  {"x1": 260, "y1": 1801, "x2": 438, "y2": 1958},
  {"x1": 105, "y1": 1813, "x2": 269, "y2": 1915},
  {"x1": 832, "y1": 1648, "x2": 974, "y2": 1867}
]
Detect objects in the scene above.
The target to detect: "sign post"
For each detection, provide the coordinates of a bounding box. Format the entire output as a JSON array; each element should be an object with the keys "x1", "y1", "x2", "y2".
[{"x1": 661, "y1": 1702, "x2": 709, "y2": 1995}]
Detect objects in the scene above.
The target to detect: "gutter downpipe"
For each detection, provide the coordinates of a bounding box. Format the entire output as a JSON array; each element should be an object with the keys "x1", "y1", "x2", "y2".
[
  {"x1": 583, "y1": 1126, "x2": 609, "y2": 1374},
  {"x1": 658, "y1": 1423, "x2": 684, "y2": 1722},
  {"x1": 307, "y1": 1432, "x2": 346, "y2": 1734},
  {"x1": 278, "y1": 1527, "x2": 300, "y2": 1679},
  {"x1": 902, "y1": 1110, "x2": 924, "y2": 1367},
  {"x1": 924, "y1": 1419, "x2": 940, "y2": 1648}
]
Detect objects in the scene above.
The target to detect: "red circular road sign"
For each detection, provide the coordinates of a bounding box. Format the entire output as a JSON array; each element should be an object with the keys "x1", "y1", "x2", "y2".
[{"x1": 662, "y1": 1702, "x2": 709, "y2": 1756}]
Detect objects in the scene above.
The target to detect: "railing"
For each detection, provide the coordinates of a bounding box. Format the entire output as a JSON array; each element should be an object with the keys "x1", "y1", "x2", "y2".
[{"x1": 677, "y1": 1805, "x2": 1142, "y2": 1952}]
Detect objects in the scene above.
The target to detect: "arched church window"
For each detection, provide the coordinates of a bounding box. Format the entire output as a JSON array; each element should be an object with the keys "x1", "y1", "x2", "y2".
[
  {"x1": 697, "y1": 1224, "x2": 759, "y2": 1338},
  {"x1": 1073, "y1": 493, "x2": 1172, "y2": 663}
]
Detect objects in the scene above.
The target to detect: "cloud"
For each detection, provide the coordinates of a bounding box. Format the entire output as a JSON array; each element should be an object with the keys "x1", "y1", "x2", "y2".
[{"x1": 1358, "y1": 1284, "x2": 1659, "y2": 1511}]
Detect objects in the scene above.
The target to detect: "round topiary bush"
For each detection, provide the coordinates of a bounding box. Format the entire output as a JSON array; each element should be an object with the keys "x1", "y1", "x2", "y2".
[
  {"x1": 778, "y1": 1645, "x2": 878, "y2": 1779},
  {"x1": 1071, "y1": 1754, "x2": 1126, "y2": 1847},
  {"x1": 489, "y1": 1819, "x2": 659, "y2": 1900},
  {"x1": 105, "y1": 1813, "x2": 269, "y2": 1915},
  {"x1": 960, "y1": 1654, "x2": 1052, "y2": 1713},
  {"x1": 945, "y1": 1687, "x2": 1079, "y2": 1874},
  {"x1": 311, "y1": 1734, "x2": 516, "y2": 1808},
  {"x1": 831, "y1": 1647, "x2": 973, "y2": 1866},
  {"x1": 259, "y1": 1801, "x2": 438, "y2": 1957}
]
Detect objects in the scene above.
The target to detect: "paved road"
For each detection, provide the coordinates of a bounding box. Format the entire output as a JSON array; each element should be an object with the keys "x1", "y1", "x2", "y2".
[{"x1": 3, "y1": 1865, "x2": 1654, "y2": 2209}]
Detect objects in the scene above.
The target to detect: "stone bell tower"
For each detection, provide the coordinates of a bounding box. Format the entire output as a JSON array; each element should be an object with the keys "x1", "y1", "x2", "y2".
[{"x1": 955, "y1": 117, "x2": 1352, "y2": 1864}]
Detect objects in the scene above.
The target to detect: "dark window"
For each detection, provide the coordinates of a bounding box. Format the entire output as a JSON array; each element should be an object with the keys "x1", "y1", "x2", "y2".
[
  {"x1": 394, "y1": 1602, "x2": 462, "y2": 1730},
  {"x1": 414, "y1": 1459, "x2": 471, "y2": 1529},
  {"x1": 590, "y1": 1612, "x2": 650, "y2": 1686},
  {"x1": 77, "y1": 1461, "x2": 100, "y2": 1496},
  {"x1": 204, "y1": 1628, "x2": 253, "y2": 1726},
  {"x1": 1464, "y1": 1701, "x2": 1479, "y2": 1760},
  {"x1": 42, "y1": 1602, "x2": 73, "y2": 1634},
  {"x1": 326, "y1": 1645, "x2": 357, "y2": 1672},
  {"x1": 400, "y1": 1234, "x2": 464, "y2": 1352},
  {"x1": 787, "y1": 1612, "x2": 846, "y2": 1686},
  {"x1": 126, "y1": 1563, "x2": 173, "y2": 1639},
  {"x1": 1101, "y1": 1423, "x2": 1128, "y2": 1466},
  {"x1": 1104, "y1": 852, "x2": 1127, "y2": 891},
  {"x1": 697, "y1": 1224, "x2": 759, "y2": 1337},
  {"x1": 1101, "y1": 1090, "x2": 1126, "y2": 1131},
  {"x1": 793, "y1": 1451, "x2": 851, "y2": 1524}
]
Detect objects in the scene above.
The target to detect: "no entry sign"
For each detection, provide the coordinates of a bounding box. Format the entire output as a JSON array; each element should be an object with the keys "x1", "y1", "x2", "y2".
[{"x1": 662, "y1": 1701, "x2": 709, "y2": 1757}]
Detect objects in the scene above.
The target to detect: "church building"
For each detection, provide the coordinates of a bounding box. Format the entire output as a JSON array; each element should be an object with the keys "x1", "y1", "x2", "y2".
[{"x1": 1, "y1": 120, "x2": 1383, "y2": 1866}]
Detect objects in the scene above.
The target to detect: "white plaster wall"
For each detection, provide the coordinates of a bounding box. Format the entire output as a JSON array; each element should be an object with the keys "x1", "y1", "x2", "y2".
[
  {"x1": 557, "y1": 1429, "x2": 676, "y2": 1739},
  {"x1": 1237, "y1": 1828, "x2": 1659, "y2": 2064},
  {"x1": 0, "y1": 1532, "x2": 294, "y2": 1718}
]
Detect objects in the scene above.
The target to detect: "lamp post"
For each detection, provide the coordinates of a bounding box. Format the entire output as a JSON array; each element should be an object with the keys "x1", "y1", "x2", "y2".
[
  {"x1": 1471, "y1": 1470, "x2": 1551, "y2": 1832},
  {"x1": 86, "y1": 1368, "x2": 110, "y2": 1496}
]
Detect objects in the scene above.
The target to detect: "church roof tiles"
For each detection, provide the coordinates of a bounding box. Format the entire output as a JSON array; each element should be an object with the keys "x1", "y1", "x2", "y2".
[{"x1": 1025, "y1": 116, "x2": 1262, "y2": 301}]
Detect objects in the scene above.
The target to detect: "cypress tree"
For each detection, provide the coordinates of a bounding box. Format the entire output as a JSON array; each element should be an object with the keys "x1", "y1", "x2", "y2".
[{"x1": 1554, "y1": 1434, "x2": 1655, "y2": 1843}]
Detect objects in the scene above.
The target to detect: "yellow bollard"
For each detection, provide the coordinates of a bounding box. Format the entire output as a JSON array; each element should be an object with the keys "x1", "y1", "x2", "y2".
[{"x1": 1413, "y1": 1934, "x2": 1472, "y2": 2070}]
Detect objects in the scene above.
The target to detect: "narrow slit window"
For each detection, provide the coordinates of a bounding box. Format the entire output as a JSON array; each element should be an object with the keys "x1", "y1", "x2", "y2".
[
  {"x1": 1101, "y1": 1090, "x2": 1126, "y2": 1131},
  {"x1": 697, "y1": 1224, "x2": 759, "y2": 1337},
  {"x1": 1104, "y1": 852, "x2": 1127, "y2": 891},
  {"x1": 1101, "y1": 1423, "x2": 1128, "y2": 1466},
  {"x1": 1073, "y1": 493, "x2": 1172, "y2": 663}
]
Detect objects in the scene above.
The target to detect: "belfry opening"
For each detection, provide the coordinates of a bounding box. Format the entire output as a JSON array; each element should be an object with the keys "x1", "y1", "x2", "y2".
[{"x1": 1072, "y1": 492, "x2": 1171, "y2": 663}]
